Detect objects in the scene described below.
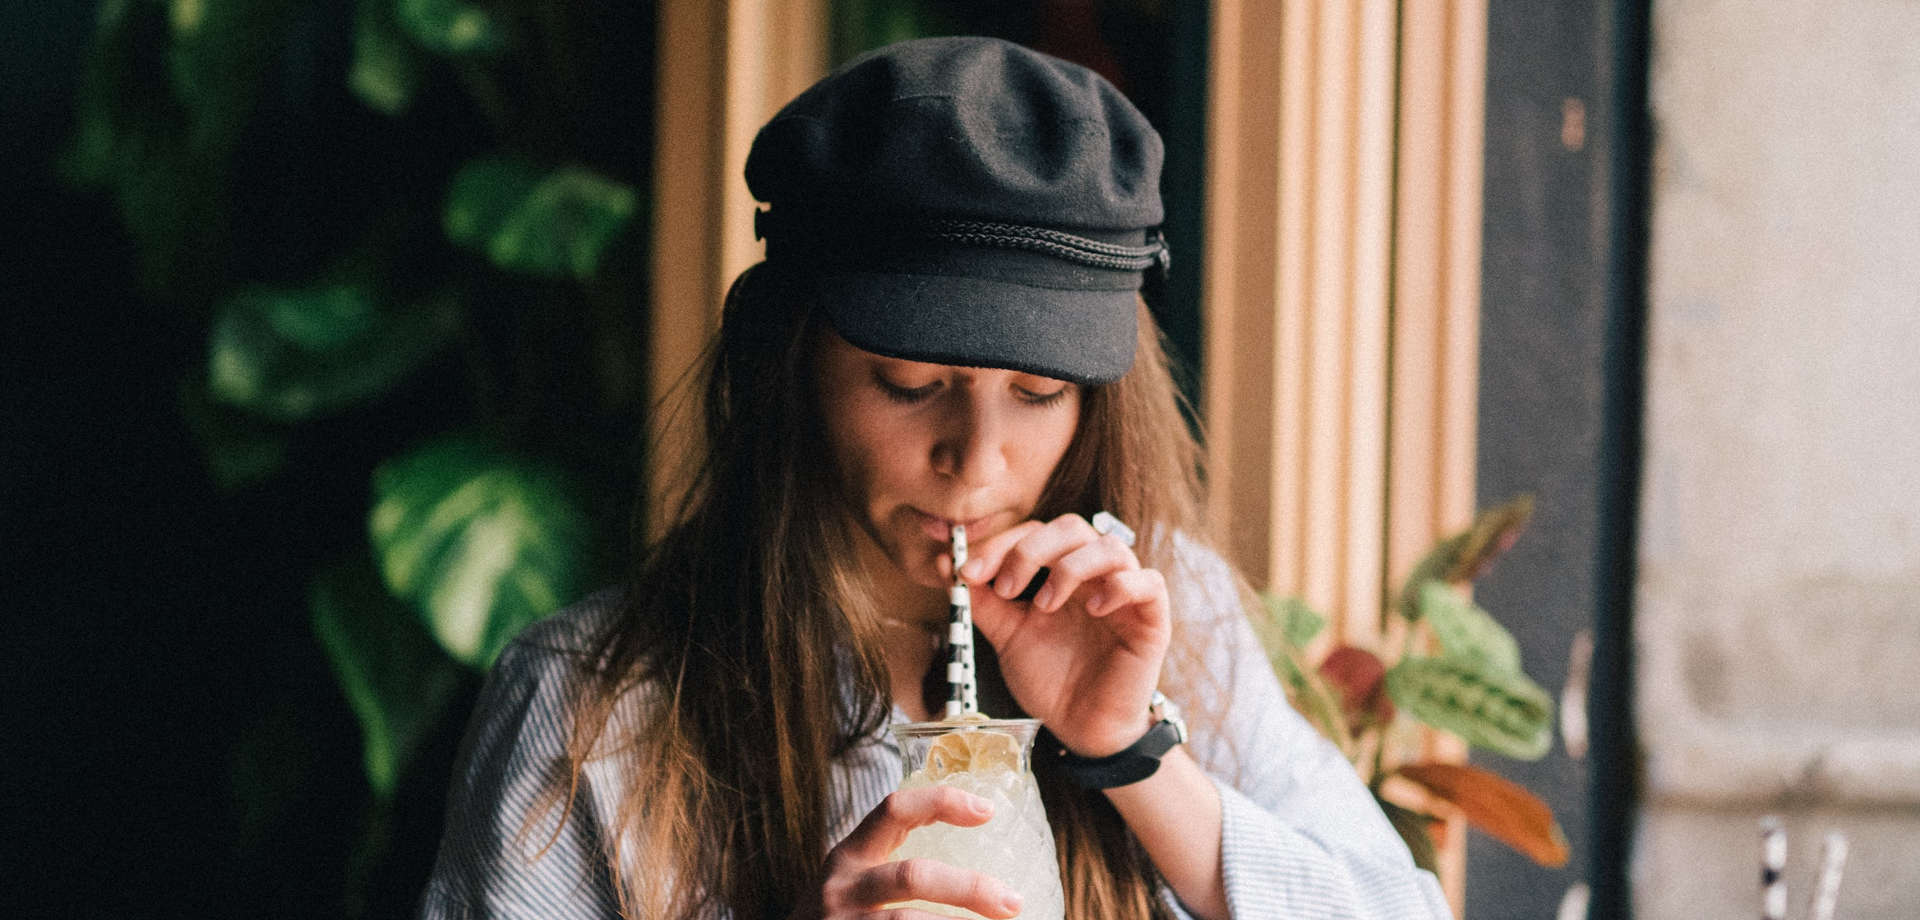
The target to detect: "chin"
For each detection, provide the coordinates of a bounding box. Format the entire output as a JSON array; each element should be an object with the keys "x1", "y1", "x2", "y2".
[{"x1": 893, "y1": 543, "x2": 949, "y2": 590}]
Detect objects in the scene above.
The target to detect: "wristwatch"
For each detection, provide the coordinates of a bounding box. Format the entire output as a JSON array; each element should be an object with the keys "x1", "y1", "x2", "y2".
[{"x1": 1043, "y1": 691, "x2": 1189, "y2": 790}]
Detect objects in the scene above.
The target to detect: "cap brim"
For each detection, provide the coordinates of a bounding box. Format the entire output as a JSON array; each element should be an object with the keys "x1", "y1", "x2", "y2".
[{"x1": 814, "y1": 271, "x2": 1137, "y2": 385}]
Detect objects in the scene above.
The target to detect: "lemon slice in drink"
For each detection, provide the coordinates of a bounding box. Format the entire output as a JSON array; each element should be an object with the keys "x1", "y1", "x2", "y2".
[
  {"x1": 926, "y1": 732, "x2": 973, "y2": 779},
  {"x1": 925, "y1": 718, "x2": 1022, "y2": 780},
  {"x1": 963, "y1": 730, "x2": 1020, "y2": 774}
]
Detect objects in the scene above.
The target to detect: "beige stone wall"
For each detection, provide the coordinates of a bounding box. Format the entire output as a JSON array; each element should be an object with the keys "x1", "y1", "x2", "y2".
[{"x1": 1638, "y1": 0, "x2": 1920, "y2": 917}]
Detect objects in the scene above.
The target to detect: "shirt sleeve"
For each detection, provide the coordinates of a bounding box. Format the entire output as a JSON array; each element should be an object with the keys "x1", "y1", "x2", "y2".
[
  {"x1": 420, "y1": 613, "x2": 624, "y2": 920},
  {"x1": 1166, "y1": 540, "x2": 1453, "y2": 920}
]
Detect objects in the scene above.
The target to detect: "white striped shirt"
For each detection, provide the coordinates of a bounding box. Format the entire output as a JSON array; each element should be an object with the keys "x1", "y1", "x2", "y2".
[{"x1": 421, "y1": 544, "x2": 1452, "y2": 919}]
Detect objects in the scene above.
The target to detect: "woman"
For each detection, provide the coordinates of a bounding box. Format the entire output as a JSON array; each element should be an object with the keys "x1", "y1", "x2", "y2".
[{"x1": 424, "y1": 37, "x2": 1450, "y2": 920}]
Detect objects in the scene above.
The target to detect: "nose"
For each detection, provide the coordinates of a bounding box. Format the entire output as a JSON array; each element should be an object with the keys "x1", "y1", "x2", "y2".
[{"x1": 930, "y1": 393, "x2": 1010, "y2": 487}]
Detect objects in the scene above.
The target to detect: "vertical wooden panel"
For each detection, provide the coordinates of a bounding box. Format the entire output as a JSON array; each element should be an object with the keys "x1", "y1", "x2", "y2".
[
  {"x1": 646, "y1": 0, "x2": 826, "y2": 534},
  {"x1": 1443, "y1": 0, "x2": 1486, "y2": 532},
  {"x1": 1203, "y1": 0, "x2": 1284, "y2": 586},
  {"x1": 648, "y1": 3, "x2": 726, "y2": 531},
  {"x1": 1271, "y1": 0, "x2": 1315, "y2": 599},
  {"x1": 1345, "y1": 0, "x2": 1398, "y2": 645},
  {"x1": 1300, "y1": 0, "x2": 1352, "y2": 626},
  {"x1": 1391, "y1": 0, "x2": 1447, "y2": 581},
  {"x1": 1392, "y1": 0, "x2": 1484, "y2": 912},
  {"x1": 1206, "y1": 0, "x2": 1488, "y2": 908}
]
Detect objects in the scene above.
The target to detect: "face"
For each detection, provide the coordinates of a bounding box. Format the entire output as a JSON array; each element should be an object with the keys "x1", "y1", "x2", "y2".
[{"x1": 814, "y1": 332, "x2": 1082, "y2": 592}]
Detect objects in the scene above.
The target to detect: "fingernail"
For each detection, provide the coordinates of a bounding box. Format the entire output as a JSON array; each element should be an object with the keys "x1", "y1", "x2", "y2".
[
  {"x1": 961, "y1": 559, "x2": 983, "y2": 579},
  {"x1": 994, "y1": 576, "x2": 1013, "y2": 598},
  {"x1": 1085, "y1": 592, "x2": 1104, "y2": 613},
  {"x1": 1033, "y1": 585, "x2": 1054, "y2": 608},
  {"x1": 970, "y1": 794, "x2": 993, "y2": 817},
  {"x1": 1000, "y1": 890, "x2": 1024, "y2": 915}
]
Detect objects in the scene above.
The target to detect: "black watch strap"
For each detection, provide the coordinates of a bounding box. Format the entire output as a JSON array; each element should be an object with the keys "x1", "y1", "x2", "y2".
[{"x1": 1039, "y1": 720, "x2": 1184, "y2": 790}]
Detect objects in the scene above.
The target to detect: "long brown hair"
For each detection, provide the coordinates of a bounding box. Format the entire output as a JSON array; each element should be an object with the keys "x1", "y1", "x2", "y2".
[{"x1": 556, "y1": 264, "x2": 1214, "y2": 919}]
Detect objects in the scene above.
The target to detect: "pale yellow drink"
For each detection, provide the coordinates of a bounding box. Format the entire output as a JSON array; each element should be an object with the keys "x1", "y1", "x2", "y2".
[{"x1": 887, "y1": 718, "x2": 1064, "y2": 920}]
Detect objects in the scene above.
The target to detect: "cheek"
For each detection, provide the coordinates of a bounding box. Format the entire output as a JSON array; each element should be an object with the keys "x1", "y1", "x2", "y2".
[
  {"x1": 1023, "y1": 410, "x2": 1081, "y2": 486},
  {"x1": 825, "y1": 412, "x2": 914, "y2": 506}
]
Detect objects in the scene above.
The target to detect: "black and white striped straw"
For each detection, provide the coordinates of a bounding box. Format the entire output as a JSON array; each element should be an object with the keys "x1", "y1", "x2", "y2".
[
  {"x1": 943, "y1": 525, "x2": 977, "y2": 719},
  {"x1": 1760, "y1": 816, "x2": 1786, "y2": 920}
]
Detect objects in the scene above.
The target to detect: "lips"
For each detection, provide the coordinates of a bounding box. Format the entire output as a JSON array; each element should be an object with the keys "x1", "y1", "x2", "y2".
[{"x1": 912, "y1": 508, "x2": 995, "y2": 543}]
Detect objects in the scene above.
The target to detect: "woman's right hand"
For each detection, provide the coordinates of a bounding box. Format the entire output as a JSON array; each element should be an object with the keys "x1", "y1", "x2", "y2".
[{"x1": 790, "y1": 786, "x2": 1025, "y2": 920}]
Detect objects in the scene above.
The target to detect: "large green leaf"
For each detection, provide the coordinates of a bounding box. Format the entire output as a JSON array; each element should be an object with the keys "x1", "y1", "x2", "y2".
[
  {"x1": 397, "y1": 0, "x2": 506, "y2": 56},
  {"x1": 349, "y1": 0, "x2": 423, "y2": 115},
  {"x1": 369, "y1": 436, "x2": 592, "y2": 667},
  {"x1": 207, "y1": 284, "x2": 457, "y2": 422},
  {"x1": 444, "y1": 156, "x2": 637, "y2": 280},
  {"x1": 1385, "y1": 655, "x2": 1553, "y2": 760},
  {"x1": 311, "y1": 559, "x2": 465, "y2": 799},
  {"x1": 1416, "y1": 580, "x2": 1522, "y2": 673}
]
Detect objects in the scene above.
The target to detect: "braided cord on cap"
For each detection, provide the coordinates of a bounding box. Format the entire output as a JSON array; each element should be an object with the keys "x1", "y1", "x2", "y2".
[
  {"x1": 924, "y1": 220, "x2": 1169, "y2": 272},
  {"x1": 755, "y1": 209, "x2": 1170, "y2": 274}
]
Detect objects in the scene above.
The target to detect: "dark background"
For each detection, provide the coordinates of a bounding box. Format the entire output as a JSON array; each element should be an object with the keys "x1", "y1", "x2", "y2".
[{"x1": 6, "y1": 4, "x2": 421, "y2": 916}]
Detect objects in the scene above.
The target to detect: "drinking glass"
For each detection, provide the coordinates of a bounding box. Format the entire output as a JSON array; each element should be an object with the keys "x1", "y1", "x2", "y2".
[{"x1": 886, "y1": 718, "x2": 1065, "y2": 920}]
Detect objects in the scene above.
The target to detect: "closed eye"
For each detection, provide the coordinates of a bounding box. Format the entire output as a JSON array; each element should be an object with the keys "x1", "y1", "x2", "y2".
[
  {"x1": 1017, "y1": 385, "x2": 1073, "y2": 407},
  {"x1": 874, "y1": 374, "x2": 942, "y2": 404}
]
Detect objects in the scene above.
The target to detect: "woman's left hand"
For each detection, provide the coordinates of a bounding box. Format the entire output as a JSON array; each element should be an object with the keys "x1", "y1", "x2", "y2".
[{"x1": 957, "y1": 514, "x2": 1171, "y2": 757}]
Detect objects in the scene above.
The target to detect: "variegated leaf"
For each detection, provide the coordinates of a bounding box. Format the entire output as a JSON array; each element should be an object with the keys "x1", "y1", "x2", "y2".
[
  {"x1": 369, "y1": 436, "x2": 591, "y2": 667},
  {"x1": 1385, "y1": 655, "x2": 1553, "y2": 760},
  {"x1": 1417, "y1": 580, "x2": 1523, "y2": 673}
]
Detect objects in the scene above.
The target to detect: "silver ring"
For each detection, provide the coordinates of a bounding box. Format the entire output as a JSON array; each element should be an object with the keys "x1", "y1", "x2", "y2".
[{"x1": 1090, "y1": 511, "x2": 1136, "y2": 548}]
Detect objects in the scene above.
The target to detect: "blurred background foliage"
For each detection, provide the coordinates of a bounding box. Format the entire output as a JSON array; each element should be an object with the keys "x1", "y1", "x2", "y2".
[
  {"x1": 57, "y1": 0, "x2": 655, "y2": 914},
  {"x1": 23, "y1": 1, "x2": 1187, "y2": 916}
]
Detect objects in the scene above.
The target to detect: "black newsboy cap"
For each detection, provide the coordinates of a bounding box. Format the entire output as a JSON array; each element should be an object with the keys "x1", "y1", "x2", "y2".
[{"x1": 744, "y1": 36, "x2": 1167, "y2": 385}]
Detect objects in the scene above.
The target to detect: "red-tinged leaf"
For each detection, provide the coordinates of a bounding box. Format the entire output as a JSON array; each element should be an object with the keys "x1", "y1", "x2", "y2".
[
  {"x1": 1319, "y1": 645, "x2": 1395, "y2": 727},
  {"x1": 1444, "y1": 494, "x2": 1535, "y2": 582},
  {"x1": 1394, "y1": 762, "x2": 1570, "y2": 867}
]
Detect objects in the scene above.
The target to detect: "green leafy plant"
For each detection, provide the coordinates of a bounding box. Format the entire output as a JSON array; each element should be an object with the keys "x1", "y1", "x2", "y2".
[
  {"x1": 1256, "y1": 495, "x2": 1571, "y2": 870},
  {"x1": 67, "y1": 0, "x2": 652, "y2": 912}
]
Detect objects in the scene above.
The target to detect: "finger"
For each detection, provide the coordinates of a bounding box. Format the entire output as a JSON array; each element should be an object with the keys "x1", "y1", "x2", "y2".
[
  {"x1": 984, "y1": 515, "x2": 1100, "y2": 601},
  {"x1": 1030, "y1": 535, "x2": 1138, "y2": 612},
  {"x1": 955, "y1": 520, "x2": 1044, "y2": 585},
  {"x1": 845, "y1": 860, "x2": 1023, "y2": 919},
  {"x1": 1085, "y1": 568, "x2": 1172, "y2": 634},
  {"x1": 829, "y1": 787, "x2": 994, "y2": 869}
]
